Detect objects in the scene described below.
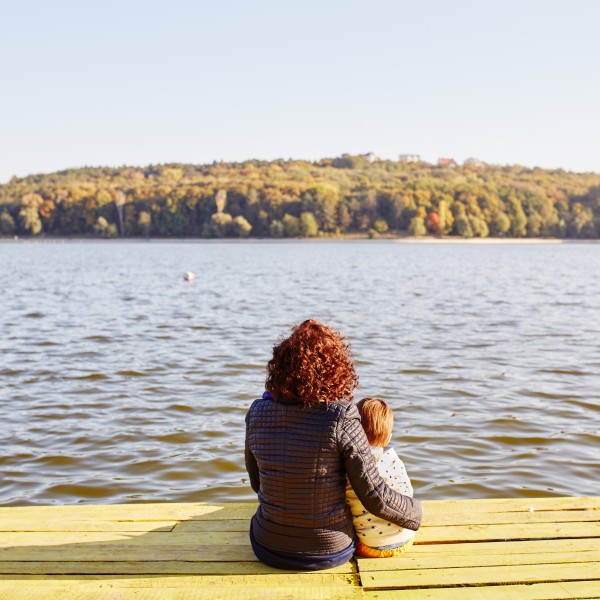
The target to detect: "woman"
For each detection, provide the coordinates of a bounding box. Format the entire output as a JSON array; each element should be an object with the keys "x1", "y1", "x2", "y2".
[{"x1": 245, "y1": 319, "x2": 422, "y2": 570}]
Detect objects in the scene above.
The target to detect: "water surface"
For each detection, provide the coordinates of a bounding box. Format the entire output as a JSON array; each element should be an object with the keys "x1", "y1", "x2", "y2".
[{"x1": 1, "y1": 240, "x2": 599, "y2": 505}]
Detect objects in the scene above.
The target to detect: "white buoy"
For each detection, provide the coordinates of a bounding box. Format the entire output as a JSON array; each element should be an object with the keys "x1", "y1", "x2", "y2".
[{"x1": 184, "y1": 271, "x2": 195, "y2": 282}]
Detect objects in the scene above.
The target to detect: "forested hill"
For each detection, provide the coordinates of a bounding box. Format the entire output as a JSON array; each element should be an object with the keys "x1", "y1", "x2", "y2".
[{"x1": 1, "y1": 156, "x2": 599, "y2": 239}]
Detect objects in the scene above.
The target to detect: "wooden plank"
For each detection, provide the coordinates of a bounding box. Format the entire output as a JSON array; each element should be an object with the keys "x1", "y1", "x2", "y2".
[
  {"x1": 0, "y1": 503, "x2": 258, "y2": 522},
  {"x1": 0, "y1": 497, "x2": 594, "y2": 524},
  {"x1": 0, "y1": 582, "x2": 364, "y2": 600},
  {"x1": 422, "y1": 497, "x2": 600, "y2": 514},
  {"x1": 360, "y1": 561, "x2": 600, "y2": 590},
  {"x1": 421, "y1": 509, "x2": 600, "y2": 527},
  {"x1": 0, "y1": 498, "x2": 595, "y2": 525},
  {"x1": 0, "y1": 530, "x2": 249, "y2": 546},
  {"x1": 0, "y1": 544, "x2": 259, "y2": 562},
  {"x1": 0, "y1": 521, "x2": 176, "y2": 533},
  {"x1": 357, "y1": 549, "x2": 600, "y2": 571},
  {"x1": 175, "y1": 511, "x2": 600, "y2": 532},
  {"x1": 0, "y1": 573, "x2": 360, "y2": 587},
  {"x1": 4, "y1": 521, "x2": 595, "y2": 550},
  {"x1": 416, "y1": 521, "x2": 600, "y2": 543},
  {"x1": 365, "y1": 580, "x2": 600, "y2": 599},
  {"x1": 407, "y1": 538, "x2": 600, "y2": 555},
  {"x1": 0, "y1": 561, "x2": 357, "y2": 575}
]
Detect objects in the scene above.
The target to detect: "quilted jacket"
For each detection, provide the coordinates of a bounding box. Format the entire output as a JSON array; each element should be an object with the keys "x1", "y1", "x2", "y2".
[{"x1": 245, "y1": 395, "x2": 422, "y2": 556}]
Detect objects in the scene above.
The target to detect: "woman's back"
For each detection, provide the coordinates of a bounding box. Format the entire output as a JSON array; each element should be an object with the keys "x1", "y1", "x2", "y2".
[{"x1": 246, "y1": 395, "x2": 356, "y2": 554}]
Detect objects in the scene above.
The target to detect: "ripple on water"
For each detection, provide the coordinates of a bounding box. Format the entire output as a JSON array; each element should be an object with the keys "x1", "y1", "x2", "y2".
[
  {"x1": 538, "y1": 368, "x2": 589, "y2": 376},
  {"x1": 68, "y1": 373, "x2": 110, "y2": 381},
  {"x1": 65, "y1": 387, "x2": 108, "y2": 396},
  {"x1": 167, "y1": 404, "x2": 195, "y2": 413},
  {"x1": 116, "y1": 370, "x2": 148, "y2": 377},
  {"x1": 34, "y1": 455, "x2": 82, "y2": 467},
  {"x1": 83, "y1": 335, "x2": 112, "y2": 343},
  {"x1": 225, "y1": 362, "x2": 264, "y2": 370},
  {"x1": 125, "y1": 460, "x2": 167, "y2": 476},
  {"x1": 202, "y1": 430, "x2": 228, "y2": 439},
  {"x1": 567, "y1": 399, "x2": 600, "y2": 411},
  {"x1": 0, "y1": 368, "x2": 25, "y2": 377},
  {"x1": 43, "y1": 483, "x2": 122, "y2": 501},
  {"x1": 155, "y1": 432, "x2": 197, "y2": 444},
  {"x1": 520, "y1": 390, "x2": 578, "y2": 400}
]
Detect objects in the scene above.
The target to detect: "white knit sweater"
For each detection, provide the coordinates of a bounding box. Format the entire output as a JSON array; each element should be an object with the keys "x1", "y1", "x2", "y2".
[{"x1": 346, "y1": 446, "x2": 415, "y2": 549}]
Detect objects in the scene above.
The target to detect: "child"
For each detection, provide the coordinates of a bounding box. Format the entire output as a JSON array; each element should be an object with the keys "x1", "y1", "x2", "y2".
[{"x1": 346, "y1": 398, "x2": 416, "y2": 558}]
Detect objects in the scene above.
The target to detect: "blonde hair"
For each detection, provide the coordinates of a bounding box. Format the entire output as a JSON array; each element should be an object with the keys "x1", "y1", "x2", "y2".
[{"x1": 356, "y1": 398, "x2": 394, "y2": 447}]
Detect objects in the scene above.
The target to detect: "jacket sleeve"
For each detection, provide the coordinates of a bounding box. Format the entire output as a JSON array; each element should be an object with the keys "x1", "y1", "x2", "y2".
[
  {"x1": 245, "y1": 410, "x2": 260, "y2": 494},
  {"x1": 337, "y1": 406, "x2": 422, "y2": 531}
]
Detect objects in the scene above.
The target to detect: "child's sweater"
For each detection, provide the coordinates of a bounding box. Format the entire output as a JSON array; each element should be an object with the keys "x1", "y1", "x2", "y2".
[{"x1": 346, "y1": 446, "x2": 415, "y2": 549}]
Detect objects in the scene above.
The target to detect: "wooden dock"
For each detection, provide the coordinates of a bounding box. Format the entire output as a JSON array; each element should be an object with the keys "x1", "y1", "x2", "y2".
[{"x1": 0, "y1": 497, "x2": 598, "y2": 599}]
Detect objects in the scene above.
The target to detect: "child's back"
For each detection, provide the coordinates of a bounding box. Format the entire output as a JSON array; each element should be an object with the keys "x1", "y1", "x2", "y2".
[
  {"x1": 346, "y1": 445, "x2": 415, "y2": 549},
  {"x1": 345, "y1": 398, "x2": 416, "y2": 557}
]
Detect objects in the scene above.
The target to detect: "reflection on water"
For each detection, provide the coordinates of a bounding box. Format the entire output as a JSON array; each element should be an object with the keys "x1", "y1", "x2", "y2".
[{"x1": 1, "y1": 240, "x2": 599, "y2": 505}]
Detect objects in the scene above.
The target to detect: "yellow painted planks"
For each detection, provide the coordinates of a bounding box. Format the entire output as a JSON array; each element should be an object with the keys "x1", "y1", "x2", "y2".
[
  {"x1": 360, "y1": 561, "x2": 600, "y2": 590},
  {"x1": 0, "y1": 530, "x2": 248, "y2": 546},
  {"x1": 4, "y1": 521, "x2": 595, "y2": 550},
  {"x1": 416, "y1": 521, "x2": 600, "y2": 543},
  {"x1": 357, "y1": 549, "x2": 600, "y2": 571},
  {"x1": 0, "y1": 573, "x2": 360, "y2": 587},
  {"x1": 174, "y1": 510, "x2": 600, "y2": 532},
  {"x1": 365, "y1": 580, "x2": 600, "y2": 600},
  {"x1": 3, "y1": 499, "x2": 596, "y2": 528},
  {"x1": 0, "y1": 520, "x2": 176, "y2": 533},
  {"x1": 408, "y1": 537, "x2": 600, "y2": 555},
  {"x1": 421, "y1": 508, "x2": 600, "y2": 527},
  {"x1": 0, "y1": 561, "x2": 357, "y2": 576},
  {"x1": 0, "y1": 496, "x2": 598, "y2": 599},
  {"x1": 0, "y1": 497, "x2": 595, "y2": 526},
  {"x1": 0, "y1": 544, "x2": 258, "y2": 562},
  {"x1": 0, "y1": 574, "x2": 363, "y2": 600},
  {"x1": 0, "y1": 502, "x2": 256, "y2": 521},
  {"x1": 177, "y1": 510, "x2": 600, "y2": 532},
  {"x1": 0, "y1": 582, "x2": 364, "y2": 600},
  {"x1": 421, "y1": 496, "x2": 600, "y2": 514}
]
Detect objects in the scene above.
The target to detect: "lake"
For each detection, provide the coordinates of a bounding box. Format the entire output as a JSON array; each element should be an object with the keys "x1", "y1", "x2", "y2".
[{"x1": 1, "y1": 240, "x2": 599, "y2": 506}]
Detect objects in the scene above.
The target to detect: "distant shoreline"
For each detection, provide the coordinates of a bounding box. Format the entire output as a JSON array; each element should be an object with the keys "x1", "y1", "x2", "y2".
[{"x1": 2, "y1": 236, "x2": 599, "y2": 244}]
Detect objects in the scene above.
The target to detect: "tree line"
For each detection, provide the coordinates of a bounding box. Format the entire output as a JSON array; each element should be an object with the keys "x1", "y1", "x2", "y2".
[{"x1": 1, "y1": 155, "x2": 599, "y2": 239}]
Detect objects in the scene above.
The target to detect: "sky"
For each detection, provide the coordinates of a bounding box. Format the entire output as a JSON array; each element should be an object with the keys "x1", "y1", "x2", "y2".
[{"x1": 1, "y1": 0, "x2": 599, "y2": 182}]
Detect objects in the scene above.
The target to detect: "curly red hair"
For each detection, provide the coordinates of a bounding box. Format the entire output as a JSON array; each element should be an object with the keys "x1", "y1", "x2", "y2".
[{"x1": 266, "y1": 320, "x2": 359, "y2": 405}]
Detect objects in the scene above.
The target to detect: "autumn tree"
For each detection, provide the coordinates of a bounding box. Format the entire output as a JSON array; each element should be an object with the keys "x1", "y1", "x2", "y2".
[
  {"x1": 409, "y1": 216, "x2": 427, "y2": 236},
  {"x1": 300, "y1": 212, "x2": 319, "y2": 237},
  {"x1": 232, "y1": 215, "x2": 252, "y2": 238},
  {"x1": 19, "y1": 193, "x2": 44, "y2": 235},
  {"x1": 283, "y1": 214, "x2": 301, "y2": 237},
  {"x1": 138, "y1": 211, "x2": 151, "y2": 237},
  {"x1": 0, "y1": 210, "x2": 16, "y2": 235}
]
